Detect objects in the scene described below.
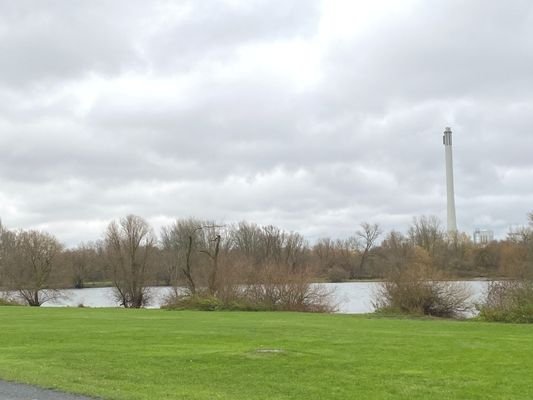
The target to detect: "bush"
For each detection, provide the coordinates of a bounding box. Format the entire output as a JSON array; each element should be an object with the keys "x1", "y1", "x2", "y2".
[
  {"x1": 243, "y1": 264, "x2": 336, "y2": 312},
  {"x1": 477, "y1": 280, "x2": 533, "y2": 323},
  {"x1": 327, "y1": 265, "x2": 350, "y2": 283},
  {"x1": 163, "y1": 295, "x2": 223, "y2": 311},
  {"x1": 0, "y1": 295, "x2": 20, "y2": 306},
  {"x1": 163, "y1": 264, "x2": 336, "y2": 313},
  {"x1": 163, "y1": 294, "x2": 269, "y2": 312},
  {"x1": 373, "y1": 263, "x2": 472, "y2": 318}
]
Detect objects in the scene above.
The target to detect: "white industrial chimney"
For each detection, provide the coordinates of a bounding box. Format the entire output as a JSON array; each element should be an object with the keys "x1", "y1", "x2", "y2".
[{"x1": 443, "y1": 127, "x2": 457, "y2": 233}]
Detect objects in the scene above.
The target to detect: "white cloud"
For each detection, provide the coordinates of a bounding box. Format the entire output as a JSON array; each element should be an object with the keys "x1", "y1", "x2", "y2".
[{"x1": 1, "y1": 0, "x2": 533, "y2": 246}]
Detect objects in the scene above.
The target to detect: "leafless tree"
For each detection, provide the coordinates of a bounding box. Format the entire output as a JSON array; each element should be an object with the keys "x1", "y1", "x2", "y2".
[
  {"x1": 229, "y1": 222, "x2": 308, "y2": 270},
  {"x1": 283, "y1": 231, "x2": 307, "y2": 269},
  {"x1": 105, "y1": 215, "x2": 155, "y2": 308},
  {"x1": 378, "y1": 230, "x2": 412, "y2": 272},
  {"x1": 313, "y1": 237, "x2": 357, "y2": 281},
  {"x1": 229, "y1": 222, "x2": 264, "y2": 265},
  {"x1": 64, "y1": 242, "x2": 101, "y2": 288},
  {"x1": 192, "y1": 223, "x2": 228, "y2": 295},
  {"x1": 313, "y1": 238, "x2": 336, "y2": 272},
  {"x1": 507, "y1": 226, "x2": 532, "y2": 244},
  {"x1": 443, "y1": 232, "x2": 475, "y2": 274},
  {"x1": 199, "y1": 233, "x2": 222, "y2": 295},
  {"x1": 408, "y1": 216, "x2": 445, "y2": 258},
  {"x1": 4, "y1": 230, "x2": 63, "y2": 306},
  {"x1": 352, "y1": 222, "x2": 382, "y2": 279},
  {"x1": 162, "y1": 218, "x2": 208, "y2": 295},
  {"x1": 0, "y1": 221, "x2": 13, "y2": 290}
]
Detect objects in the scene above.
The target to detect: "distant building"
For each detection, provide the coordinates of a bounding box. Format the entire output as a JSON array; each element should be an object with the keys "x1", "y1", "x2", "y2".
[{"x1": 473, "y1": 229, "x2": 494, "y2": 245}]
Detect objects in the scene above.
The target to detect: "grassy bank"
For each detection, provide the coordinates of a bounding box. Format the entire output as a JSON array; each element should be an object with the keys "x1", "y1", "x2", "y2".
[{"x1": 0, "y1": 308, "x2": 532, "y2": 399}]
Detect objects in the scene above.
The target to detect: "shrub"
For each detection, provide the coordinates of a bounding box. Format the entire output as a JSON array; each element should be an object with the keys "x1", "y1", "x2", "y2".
[
  {"x1": 163, "y1": 294, "x2": 271, "y2": 312},
  {"x1": 0, "y1": 295, "x2": 20, "y2": 306},
  {"x1": 373, "y1": 262, "x2": 472, "y2": 318},
  {"x1": 163, "y1": 264, "x2": 336, "y2": 313},
  {"x1": 242, "y1": 264, "x2": 336, "y2": 312},
  {"x1": 163, "y1": 295, "x2": 223, "y2": 311},
  {"x1": 327, "y1": 265, "x2": 350, "y2": 283},
  {"x1": 477, "y1": 280, "x2": 533, "y2": 323}
]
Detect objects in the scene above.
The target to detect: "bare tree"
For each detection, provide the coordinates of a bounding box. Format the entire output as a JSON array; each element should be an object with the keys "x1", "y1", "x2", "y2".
[
  {"x1": 65, "y1": 242, "x2": 102, "y2": 288},
  {"x1": 229, "y1": 222, "x2": 264, "y2": 266},
  {"x1": 228, "y1": 222, "x2": 309, "y2": 271},
  {"x1": 4, "y1": 230, "x2": 63, "y2": 306},
  {"x1": 199, "y1": 233, "x2": 222, "y2": 295},
  {"x1": 105, "y1": 215, "x2": 155, "y2": 308},
  {"x1": 507, "y1": 225, "x2": 532, "y2": 244},
  {"x1": 352, "y1": 222, "x2": 382, "y2": 279},
  {"x1": 161, "y1": 218, "x2": 211, "y2": 295},
  {"x1": 443, "y1": 232, "x2": 475, "y2": 274},
  {"x1": 283, "y1": 231, "x2": 307, "y2": 269},
  {"x1": 408, "y1": 216, "x2": 445, "y2": 258},
  {"x1": 0, "y1": 221, "x2": 13, "y2": 290},
  {"x1": 313, "y1": 237, "x2": 357, "y2": 281},
  {"x1": 191, "y1": 223, "x2": 228, "y2": 295},
  {"x1": 379, "y1": 230, "x2": 412, "y2": 273}
]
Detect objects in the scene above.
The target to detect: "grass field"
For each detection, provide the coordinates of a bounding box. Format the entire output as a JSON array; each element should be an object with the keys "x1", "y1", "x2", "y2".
[{"x1": 0, "y1": 308, "x2": 532, "y2": 400}]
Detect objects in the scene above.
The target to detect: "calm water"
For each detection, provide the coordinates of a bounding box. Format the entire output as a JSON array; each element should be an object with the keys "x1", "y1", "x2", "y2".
[{"x1": 42, "y1": 281, "x2": 489, "y2": 314}]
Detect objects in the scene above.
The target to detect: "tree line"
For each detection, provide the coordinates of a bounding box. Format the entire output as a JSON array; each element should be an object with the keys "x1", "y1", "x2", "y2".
[{"x1": 1, "y1": 212, "x2": 532, "y2": 308}]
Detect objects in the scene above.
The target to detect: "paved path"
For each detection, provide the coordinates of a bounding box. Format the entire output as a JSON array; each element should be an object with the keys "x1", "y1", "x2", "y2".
[{"x1": 0, "y1": 380, "x2": 98, "y2": 400}]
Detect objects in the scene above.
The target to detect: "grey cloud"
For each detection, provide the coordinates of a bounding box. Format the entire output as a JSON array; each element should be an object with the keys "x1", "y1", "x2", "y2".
[
  {"x1": 143, "y1": 0, "x2": 321, "y2": 71},
  {"x1": 0, "y1": 0, "x2": 320, "y2": 88},
  {"x1": 0, "y1": 0, "x2": 150, "y2": 87},
  {"x1": 323, "y1": 1, "x2": 533, "y2": 111},
  {"x1": 1, "y1": 0, "x2": 533, "y2": 245}
]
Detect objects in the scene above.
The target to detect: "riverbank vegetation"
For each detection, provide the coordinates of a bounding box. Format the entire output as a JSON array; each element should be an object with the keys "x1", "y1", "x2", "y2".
[
  {"x1": 373, "y1": 262, "x2": 472, "y2": 318},
  {"x1": 0, "y1": 297, "x2": 18, "y2": 306},
  {"x1": 477, "y1": 278, "x2": 533, "y2": 323},
  {"x1": 1, "y1": 212, "x2": 532, "y2": 316},
  {"x1": 0, "y1": 307, "x2": 532, "y2": 400},
  {"x1": 163, "y1": 264, "x2": 335, "y2": 313}
]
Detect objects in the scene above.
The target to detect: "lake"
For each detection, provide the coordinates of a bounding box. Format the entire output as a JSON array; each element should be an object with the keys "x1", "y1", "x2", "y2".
[{"x1": 42, "y1": 281, "x2": 489, "y2": 313}]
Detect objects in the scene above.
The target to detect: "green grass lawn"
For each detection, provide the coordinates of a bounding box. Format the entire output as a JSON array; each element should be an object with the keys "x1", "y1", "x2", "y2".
[{"x1": 0, "y1": 308, "x2": 532, "y2": 400}]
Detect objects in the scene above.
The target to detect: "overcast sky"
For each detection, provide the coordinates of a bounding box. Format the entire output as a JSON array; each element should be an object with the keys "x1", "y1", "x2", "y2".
[{"x1": 1, "y1": 0, "x2": 533, "y2": 246}]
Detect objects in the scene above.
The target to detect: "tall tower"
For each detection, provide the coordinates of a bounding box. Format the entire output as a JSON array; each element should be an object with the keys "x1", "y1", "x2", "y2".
[{"x1": 443, "y1": 127, "x2": 457, "y2": 233}]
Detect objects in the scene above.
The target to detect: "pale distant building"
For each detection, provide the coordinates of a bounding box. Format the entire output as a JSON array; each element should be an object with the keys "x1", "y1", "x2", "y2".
[{"x1": 473, "y1": 229, "x2": 494, "y2": 245}]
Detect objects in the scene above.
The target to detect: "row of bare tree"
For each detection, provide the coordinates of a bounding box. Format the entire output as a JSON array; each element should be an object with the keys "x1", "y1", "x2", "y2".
[{"x1": 1, "y1": 212, "x2": 532, "y2": 307}]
